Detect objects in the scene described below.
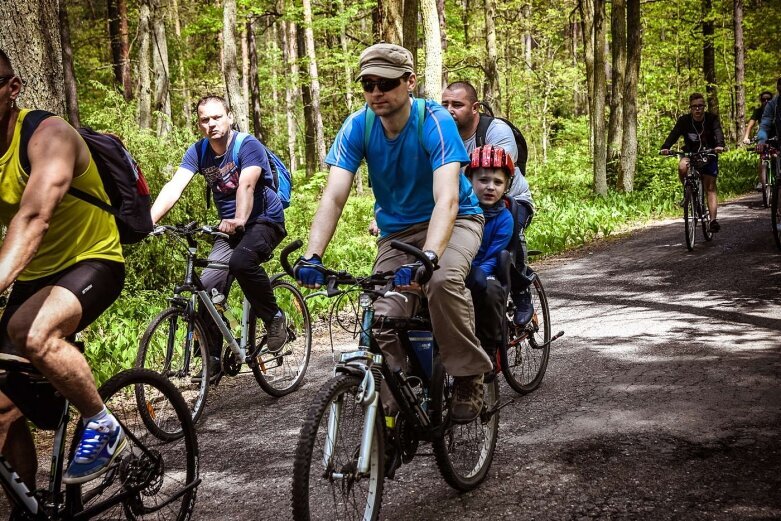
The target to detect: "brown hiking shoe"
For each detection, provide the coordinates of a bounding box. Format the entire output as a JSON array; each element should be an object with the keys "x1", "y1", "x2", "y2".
[{"x1": 450, "y1": 374, "x2": 484, "y2": 424}]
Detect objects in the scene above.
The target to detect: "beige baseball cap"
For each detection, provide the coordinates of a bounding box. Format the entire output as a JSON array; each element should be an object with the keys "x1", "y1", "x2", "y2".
[{"x1": 356, "y1": 43, "x2": 414, "y2": 80}]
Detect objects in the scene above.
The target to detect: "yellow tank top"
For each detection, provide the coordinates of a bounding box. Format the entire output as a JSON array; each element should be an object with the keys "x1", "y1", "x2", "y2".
[{"x1": 0, "y1": 109, "x2": 124, "y2": 280}]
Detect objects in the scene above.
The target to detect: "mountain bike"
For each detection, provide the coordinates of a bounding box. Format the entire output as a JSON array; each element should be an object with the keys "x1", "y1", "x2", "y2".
[
  {"x1": 498, "y1": 250, "x2": 563, "y2": 395},
  {"x1": 667, "y1": 149, "x2": 717, "y2": 251},
  {"x1": 285, "y1": 240, "x2": 500, "y2": 521},
  {"x1": 749, "y1": 137, "x2": 778, "y2": 208},
  {"x1": 0, "y1": 348, "x2": 200, "y2": 520},
  {"x1": 136, "y1": 223, "x2": 312, "y2": 424}
]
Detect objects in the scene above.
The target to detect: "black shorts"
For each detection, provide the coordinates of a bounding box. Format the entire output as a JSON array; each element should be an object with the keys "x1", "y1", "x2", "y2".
[{"x1": 0, "y1": 259, "x2": 125, "y2": 352}]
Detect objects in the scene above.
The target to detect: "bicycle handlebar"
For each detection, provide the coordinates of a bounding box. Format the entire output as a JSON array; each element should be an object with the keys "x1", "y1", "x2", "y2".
[
  {"x1": 151, "y1": 223, "x2": 230, "y2": 240},
  {"x1": 662, "y1": 148, "x2": 720, "y2": 158}
]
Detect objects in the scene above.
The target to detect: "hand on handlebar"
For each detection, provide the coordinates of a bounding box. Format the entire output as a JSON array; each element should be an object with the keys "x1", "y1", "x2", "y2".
[
  {"x1": 714, "y1": 146, "x2": 725, "y2": 153},
  {"x1": 294, "y1": 255, "x2": 326, "y2": 288},
  {"x1": 757, "y1": 143, "x2": 766, "y2": 154},
  {"x1": 660, "y1": 149, "x2": 670, "y2": 156},
  {"x1": 218, "y1": 218, "x2": 246, "y2": 235},
  {"x1": 393, "y1": 262, "x2": 428, "y2": 291}
]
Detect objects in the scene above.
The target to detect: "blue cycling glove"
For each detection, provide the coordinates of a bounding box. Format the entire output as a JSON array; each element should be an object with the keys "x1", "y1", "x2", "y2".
[
  {"x1": 393, "y1": 265, "x2": 416, "y2": 287},
  {"x1": 294, "y1": 255, "x2": 325, "y2": 286}
]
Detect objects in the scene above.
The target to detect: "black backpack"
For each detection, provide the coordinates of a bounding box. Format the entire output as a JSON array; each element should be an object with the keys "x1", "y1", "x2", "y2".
[
  {"x1": 20, "y1": 111, "x2": 153, "y2": 244},
  {"x1": 475, "y1": 102, "x2": 528, "y2": 174}
]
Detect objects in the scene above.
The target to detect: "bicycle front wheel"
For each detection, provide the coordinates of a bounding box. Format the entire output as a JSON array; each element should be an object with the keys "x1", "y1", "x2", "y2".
[
  {"x1": 684, "y1": 187, "x2": 696, "y2": 251},
  {"x1": 250, "y1": 280, "x2": 312, "y2": 397},
  {"x1": 501, "y1": 276, "x2": 552, "y2": 394},
  {"x1": 137, "y1": 307, "x2": 210, "y2": 425},
  {"x1": 430, "y1": 361, "x2": 499, "y2": 492},
  {"x1": 772, "y1": 181, "x2": 781, "y2": 250},
  {"x1": 699, "y1": 185, "x2": 713, "y2": 242},
  {"x1": 292, "y1": 374, "x2": 384, "y2": 521},
  {"x1": 66, "y1": 368, "x2": 199, "y2": 520}
]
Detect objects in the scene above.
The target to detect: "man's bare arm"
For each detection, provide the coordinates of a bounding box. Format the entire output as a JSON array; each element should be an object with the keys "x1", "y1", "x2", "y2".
[
  {"x1": 423, "y1": 162, "x2": 462, "y2": 258},
  {"x1": 305, "y1": 166, "x2": 355, "y2": 258},
  {"x1": 150, "y1": 167, "x2": 196, "y2": 224},
  {"x1": 0, "y1": 120, "x2": 82, "y2": 292},
  {"x1": 220, "y1": 165, "x2": 261, "y2": 234}
]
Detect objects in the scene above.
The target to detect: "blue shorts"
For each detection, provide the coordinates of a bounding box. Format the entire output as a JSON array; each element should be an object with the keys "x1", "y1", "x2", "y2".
[{"x1": 699, "y1": 158, "x2": 719, "y2": 178}]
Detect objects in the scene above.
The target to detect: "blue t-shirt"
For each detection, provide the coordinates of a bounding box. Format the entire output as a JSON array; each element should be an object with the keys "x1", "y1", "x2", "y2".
[
  {"x1": 326, "y1": 99, "x2": 480, "y2": 236},
  {"x1": 472, "y1": 206, "x2": 513, "y2": 277},
  {"x1": 180, "y1": 132, "x2": 284, "y2": 224}
]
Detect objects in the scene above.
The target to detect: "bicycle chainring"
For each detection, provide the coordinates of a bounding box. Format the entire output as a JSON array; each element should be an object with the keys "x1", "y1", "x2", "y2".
[{"x1": 223, "y1": 349, "x2": 242, "y2": 376}]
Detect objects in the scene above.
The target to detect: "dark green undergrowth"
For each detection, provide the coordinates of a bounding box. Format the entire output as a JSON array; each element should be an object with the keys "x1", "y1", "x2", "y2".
[{"x1": 76, "y1": 105, "x2": 755, "y2": 383}]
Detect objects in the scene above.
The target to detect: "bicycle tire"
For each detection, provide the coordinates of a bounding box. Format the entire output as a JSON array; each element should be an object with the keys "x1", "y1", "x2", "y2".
[
  {"x1": 136, "y1": 307, "x2": 210, "y2": 425},
  {"x1": 772, "y1": 181, "x2": 781, "y2": 250},
  {"x1": 250, "y1": 280, "x2": 312, "y2": 397},
  {"x1": 501, "y1": 276, "x2": 552, "y2": 394},
  {"x1": 292, "y1": 374, "x2": 384, "y2": 521},
  {"x1": 700, "y1": 185, "x2": 713, "y2": 242},
  {"x1": 762, "y1": 160, "x2": 771, "y2": 208},
  {"x1": 430, "y1": 360, "x2": 499, "y2": 492},
  {"x1": 684, "y1": 186, "x2": 696, "y2": 251},
  {"x1": 66, "y1": 368, "x2": 199, "y2": 520}
]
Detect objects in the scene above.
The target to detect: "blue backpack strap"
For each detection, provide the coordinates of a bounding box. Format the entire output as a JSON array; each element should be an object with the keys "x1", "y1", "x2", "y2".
[
  {"x1": 232, "y1": 132, "x2": 249, "y2": 167},
  {"x1": 363, "y1": 105, "x2": 374, "y2": 154},
  {"x1": 415, "y1": 98, "x2": 425, "y2": 144},
  {"x1": 364, "y1": 99, "x2": 426, "y2": 155}
]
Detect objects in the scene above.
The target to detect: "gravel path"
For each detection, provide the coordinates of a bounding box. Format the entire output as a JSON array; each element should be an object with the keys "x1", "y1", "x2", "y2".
[{"x1": 6, "y1": 193, "x2": 780, "y2": 520}]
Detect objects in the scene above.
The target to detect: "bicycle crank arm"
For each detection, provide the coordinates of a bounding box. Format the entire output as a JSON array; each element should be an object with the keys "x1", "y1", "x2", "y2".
[
  {"x1": 483, "y1": 398, "x2": 515, "y2": 420},
  {"x1": 532, "y1": 330, "x2": 564, "y2": 350}
]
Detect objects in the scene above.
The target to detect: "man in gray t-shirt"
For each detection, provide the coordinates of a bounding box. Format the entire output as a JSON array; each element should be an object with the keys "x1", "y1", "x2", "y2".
[{"x1": 442, "y1": 81, "x2": 536, "y2": 326}]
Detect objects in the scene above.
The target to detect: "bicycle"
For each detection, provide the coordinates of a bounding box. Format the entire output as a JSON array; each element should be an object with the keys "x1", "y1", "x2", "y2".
[
  {"x1": 0, "y1": 342, "x2": 200, "y2": 520},
  {"x1": 496, "y1": 249, "x2": 563, "y2": 395},
  {"x1": 667, "y1": 149, "x2": 717, "y2": 251},
  {"x1": 751, "y1": 138, "x2": 781, "y2": 249},
  {"x1": 285, "y1": 240, "x2": 500, "y2": 521},
  {"x1": 136, "y1": 223, "x2": 312, "y2": 425}
]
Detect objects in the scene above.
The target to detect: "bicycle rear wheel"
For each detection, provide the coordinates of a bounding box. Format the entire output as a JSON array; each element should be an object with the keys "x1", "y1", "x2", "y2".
[
  {"x1": 501, "y1": 276, "x2": 552, "y2": 394},
  {"x1": 250, "y1": 279, "x2": 312, "y2": 397},
  {"x1": 292, "y1": 374, "x2": 384, "y2": 521},
  {"x1": 66, "y1": 368, "x2": 199, "y2": 520},
  {"x1": 137, "y1": 307, "x2": 210, "y2": 424},
  {"x1": 430, "y1": 361, "x2": 499, "y2": 492},
  {"x1": 684, "y1": 186, "x2": 696, "y2": 251}
]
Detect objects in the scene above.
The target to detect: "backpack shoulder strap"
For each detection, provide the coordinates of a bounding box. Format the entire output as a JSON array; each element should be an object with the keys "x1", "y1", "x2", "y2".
[
  {"x1": 231, "y1": 132, "x2": 249, "y2": 167},
  {"x1": 363, "y1": 104, "x2": 374, "y2": 153},
  {"x1": 415, "y1": 98, "x2": 425, "y2": 143},
  {"x1": 475, "y1": 114, "x2": 493, "y2": 148},
  {"x1": 20, "y1": 110, "x2": 55, "y2": 174}
]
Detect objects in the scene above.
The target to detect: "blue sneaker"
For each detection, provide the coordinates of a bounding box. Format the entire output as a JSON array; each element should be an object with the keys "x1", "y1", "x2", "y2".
[{"x1": 63, "y1": 416, "x2": 126, "y2": 484}]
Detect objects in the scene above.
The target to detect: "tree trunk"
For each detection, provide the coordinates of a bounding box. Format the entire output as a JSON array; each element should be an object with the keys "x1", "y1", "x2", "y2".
[
  {"x1": 171, "y1": 0, "x2": 189, "y2": 121},
  {"x1": 619, "y1": 0, "x2": 641, "y2": 192},
  {"x1": 297, "y1": 27, "x2": 317, "y2": 177},
  {"x1": 702, "y1": 0, "x2": 718, "y2": 115},
  {"x1": 151, "y1": 0, "x2": 171, "y2": 136},
  {"x1": 733, "y1": 0, "x2": 745, "y2": 142},
  {"x1": 0, "y1": 1, "x2": 65, "y2": 115},
  {"x1": 59, "y1": 1, "x2": 80, "y2": 126},
  {"x1": 247, "y1": 18, "x2": 263, "y2": 140},
  {"x1": 462, "y1": 0, "x2": 470, "y2": 43},
  {"x1": 578, "y1": 0, "x2": 595, "y2": 143},
  {"x1": 223, "y1": 0, "x2": 249, "y2": 131},
  {"x1": 117, "y1": 0, "x2": 132, "y2": 99},
  {"x1": 483, "y1": 0, "x2": 500, "y2": 113},
  {"x1": 523, "y1": 3, "x2": 532, "y2": 67},
  {"x1": 437, "y1": 0, "x2": 447, "y2": 88},
  {"x1": 339, "y1": 1, "x2": 355, "y2": 114},
  {"x1": 607, "y1": 0, "x2": 625, "y2": 183},
  {"x1": 242, "y1": 25, "x2": 250, "y2": 129},
  {"x1": 593, "y1": 0, "x2": 608, "y2": 196},
  {"x1": 283, "y1": 20, "x2": 299, "y2": 172},
  {"x1": 420, "y1": 0, "x2": 443, "y2": 101},
  {"x1": 302, "y1": 0, "x2": 326, "y2": 168},
  {"x1": 269, "y1": 21, "x2": 280, "y2": 141},
  {"x1": 403, "y1": 0, "x2": 419, "y2": 68},
  {"x1": 137, "y1": 0, "x2": 152, "y2": 128},
  {"x1": 378, "y1": 0, "x2": 404, "y2": 44},
  {"x1": 108, "y1": 0, "x2": 122, "y2": 87}
]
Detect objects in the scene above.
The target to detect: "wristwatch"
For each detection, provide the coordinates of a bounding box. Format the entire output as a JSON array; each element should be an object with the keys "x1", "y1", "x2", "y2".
[{"x1": 422, "y1": 250, "x2": 439, "y2": 266}]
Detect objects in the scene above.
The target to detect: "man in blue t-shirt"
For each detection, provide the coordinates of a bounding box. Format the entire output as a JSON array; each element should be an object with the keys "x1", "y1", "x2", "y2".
[
  {"x1": 151, "y1": 95, "x2": 287, "y2": 379},
  {"x1": 294, "y1": 43, "x2": 492, "y2": 424}
]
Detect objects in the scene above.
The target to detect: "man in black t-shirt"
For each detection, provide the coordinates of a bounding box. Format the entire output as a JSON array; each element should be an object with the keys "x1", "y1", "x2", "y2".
[
  {"x1": 661, "y1": 92, "x2": 725, "y2": 232},
  {"x1": 742, "y1": 91, "x2": 774, "y2": 145}
]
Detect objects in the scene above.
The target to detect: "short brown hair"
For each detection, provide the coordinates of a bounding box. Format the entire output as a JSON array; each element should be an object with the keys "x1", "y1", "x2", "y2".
[{"x1": 689, "y1": 92, "x2": 705, "y2": 103}]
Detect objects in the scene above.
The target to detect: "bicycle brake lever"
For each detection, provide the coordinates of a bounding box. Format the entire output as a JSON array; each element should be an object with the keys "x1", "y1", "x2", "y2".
[{"x1": 382, "y1": 291, "x2": 408, "y2": 302}]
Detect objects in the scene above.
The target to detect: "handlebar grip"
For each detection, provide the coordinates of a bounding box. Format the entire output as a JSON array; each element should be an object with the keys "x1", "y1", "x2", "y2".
[
  {"x1": 389, "y1": 240, "x2": 435, "y2": 284},
  {"x1": 280, "y1": 239, "x2": 304, "y2": 277}
]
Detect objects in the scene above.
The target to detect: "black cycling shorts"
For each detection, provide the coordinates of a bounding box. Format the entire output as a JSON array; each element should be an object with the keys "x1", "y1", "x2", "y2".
[{"x1": 0, "y1": 259, "x2": 125, "y2": 352}]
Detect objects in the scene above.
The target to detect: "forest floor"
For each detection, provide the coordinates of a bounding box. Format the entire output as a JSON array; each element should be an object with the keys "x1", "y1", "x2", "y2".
[{"x1": 6, "y1": 192, "x2": 781, "y2": 520}]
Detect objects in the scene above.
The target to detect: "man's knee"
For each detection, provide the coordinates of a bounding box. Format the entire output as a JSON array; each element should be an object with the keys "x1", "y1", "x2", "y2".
[{"x1": 228, "y1": 247, "x2": 263, "y2": 275}]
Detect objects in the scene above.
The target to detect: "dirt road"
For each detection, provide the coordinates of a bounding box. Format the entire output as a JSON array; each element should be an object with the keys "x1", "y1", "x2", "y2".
[{"x1": 8, "y1": 193, "x2": 780, "y2": 520}]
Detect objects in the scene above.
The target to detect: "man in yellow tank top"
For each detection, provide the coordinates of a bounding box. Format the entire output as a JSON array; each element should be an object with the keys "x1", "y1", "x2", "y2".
[{"x1": 0, "y1": 49, "x2": 127, "y2": 489}]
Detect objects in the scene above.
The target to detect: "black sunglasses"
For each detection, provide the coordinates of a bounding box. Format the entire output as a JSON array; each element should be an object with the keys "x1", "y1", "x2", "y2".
[
  {"x1": 689, "y1": 104, "x2": 705, "y2": 110},
  {"x1": 0, "y1": 75, "x2": 15, "y2": 87},
  {"x1": 361, "y1": 76, "x2": 404, "y2": 93},
  {"x1": 761, "y1": 97, "x2": 772, "y2": 102}
]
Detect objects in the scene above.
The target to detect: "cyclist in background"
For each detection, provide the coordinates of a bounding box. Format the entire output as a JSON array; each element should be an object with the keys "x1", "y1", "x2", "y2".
[
  {"x1": 151, "y1": 95, "x2": 287, "y2": 380},
  {"x1": 295, "y1": 43, "x2": 492, "y2": 423},
  {"x1": 660, "y1": 92, "x2": 725, "y2": 232},
  {"x1": 0, "y1": 49, "x2": 126, "y2": 487},
  {"x1": 742, "y1": 91, "x2": 774, "y2": 191},
  {"x1": 757, "y1": 77, "x2": 781, "y2": 155}
]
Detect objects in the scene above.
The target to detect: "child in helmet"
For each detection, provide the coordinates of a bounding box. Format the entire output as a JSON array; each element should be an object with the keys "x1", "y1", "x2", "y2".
[{"x1": 465, "y1": 145, "x2": 515, "y2": 363}]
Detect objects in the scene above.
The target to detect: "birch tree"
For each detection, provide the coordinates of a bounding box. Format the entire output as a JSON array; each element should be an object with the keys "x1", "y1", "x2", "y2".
[
  {"x1": 302, "y1": 0, "x2": 326, "y2": 168},
  {"x1": 421, "y1": 0, "x2": 443, "y2": 101},
  {"x1": 283, "y1": 19, "x2": 299, "y2": 172},
  {"x1": 223, "y1": 0, "x2": 249, "y2": 131},
  {"x1": 137, "y1": 1, "x2": 152, "y2": 128},
  {"x1": 151, "y1": 0, "x2": 172, "y2": 136},
  {"x1": 618, "y1": 0, "x2": 641, "y2": 192},
  {"x1": 733, "y1": 0, "x2": 746, "y2": 142},
  {"x1": 483, "y1": 0, "x2": 500, "y2": 114},
  {"x1": 59, "y1": 1, "x2": 80, "y2": 126},
  {"x1": 607, "y1": 0, "x2": 626, "y2": 177}
]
